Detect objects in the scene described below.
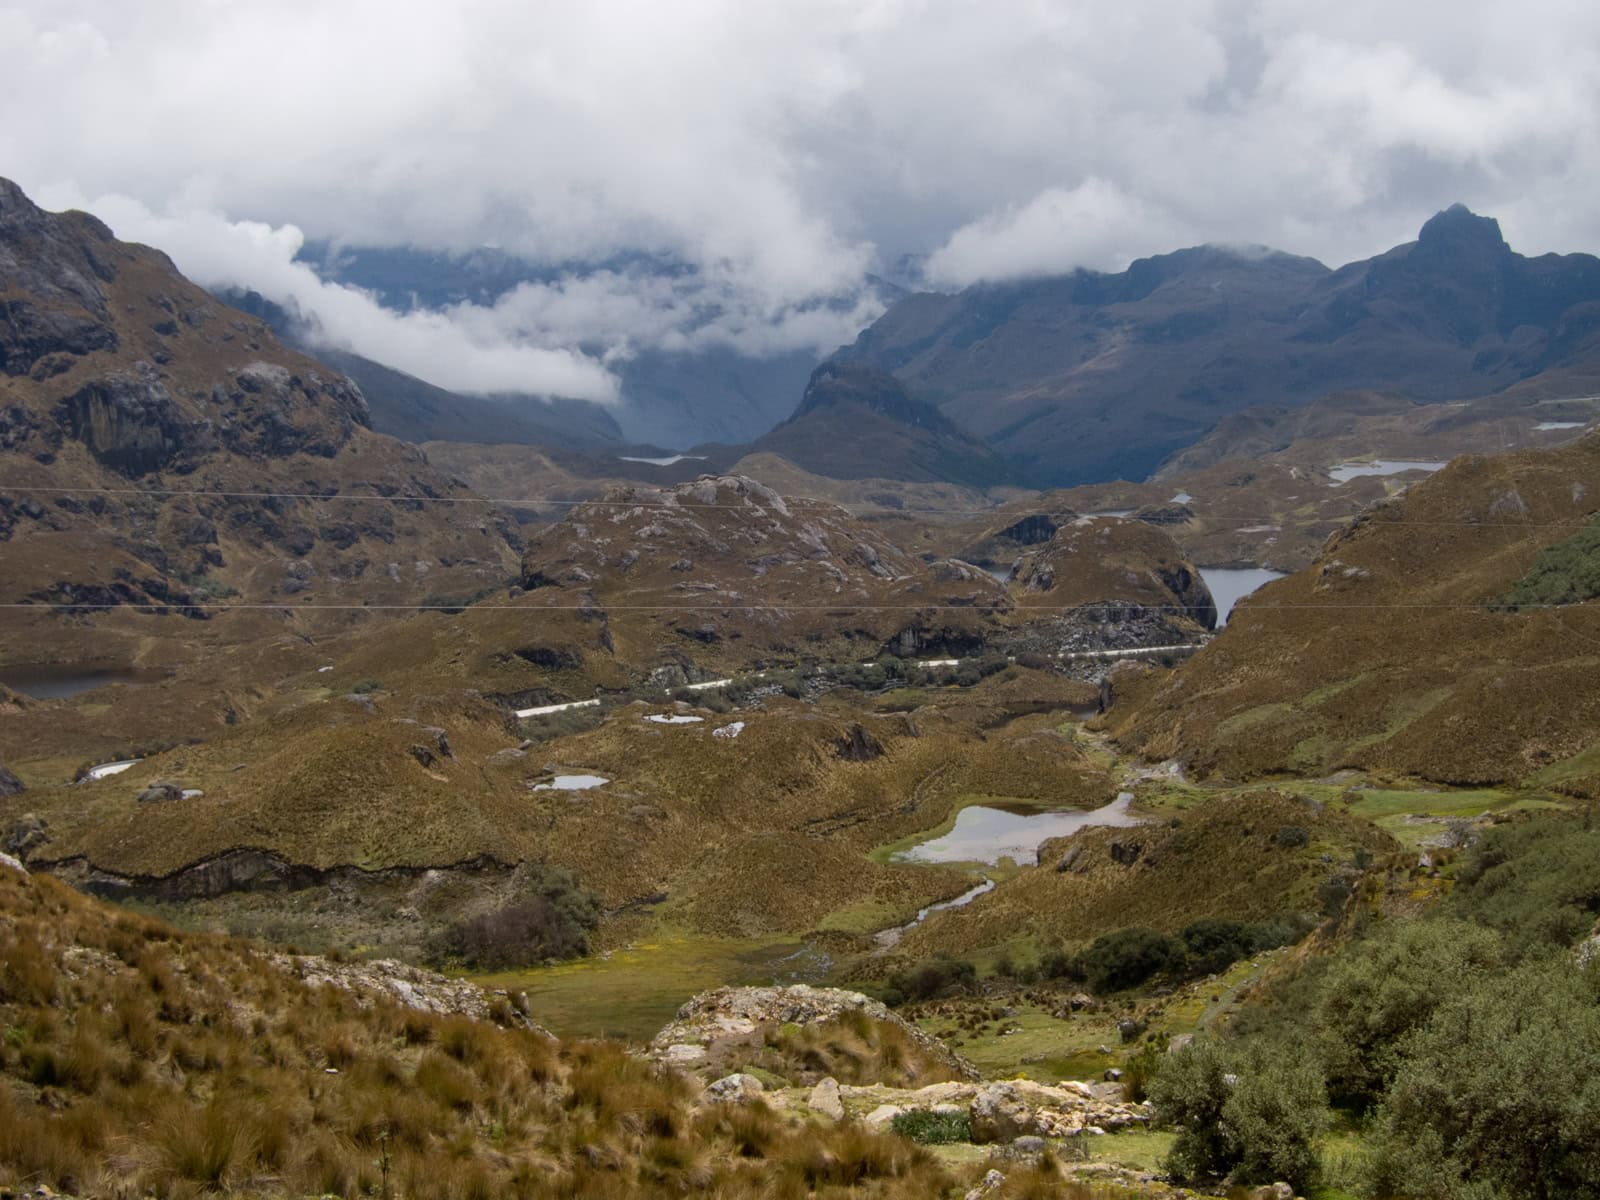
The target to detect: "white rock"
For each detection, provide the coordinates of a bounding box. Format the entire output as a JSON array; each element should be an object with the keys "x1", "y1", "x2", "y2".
[
  {"x1": 863, "y1": 1104, "x2": 905, "y2": 1127},
  {"x1": 810, "y1": 1076, "x2": 845, "y2": 1121},
  {"x1": 0, "y1": 851, "x2": 26, "y2": 875}
]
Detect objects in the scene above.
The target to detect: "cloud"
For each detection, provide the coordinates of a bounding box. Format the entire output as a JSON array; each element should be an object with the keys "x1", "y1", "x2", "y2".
[
  {"x1": 923, "y1": 179, "x2": 1184, "y2": 287},
  {"x1": 42, "y1": 188, "x2": 623, "y2": 401},
  {"x1": 6, "y1": 0, "x2": 1600, "y2": 350}
]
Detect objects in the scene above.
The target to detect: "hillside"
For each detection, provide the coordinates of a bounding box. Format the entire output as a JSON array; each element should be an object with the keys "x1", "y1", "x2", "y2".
[
  {"x1": 0, "y1": 178, "x2": 520, "y2": 682},
  {"x1": 839, "y1": 207, "x2": 1600, "y2": 486},
  {"x1": 1104, "y1": 430, "x2": 1600, "y2": 787}
]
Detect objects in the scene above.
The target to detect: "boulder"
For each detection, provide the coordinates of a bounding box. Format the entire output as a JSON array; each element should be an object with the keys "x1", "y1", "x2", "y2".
[
  {"x1": 809, "y1": 1076, "x2": 845, "y2": 1121},
  {"x1": 0, "y1": 763, "x2": 23, "y2": 797},
  {"x1": 968, "y1": 1083, "x2": 1044, "y2": 1144},
  {"x1": 703, "y1": 1073, "x2": 765, "y2": 1105},
  {"x1": 836, "y1": 723, "x2": 885, "y2": 762},
  {"x1": 136, "y1": 782, "x2": 182, "y2": 804},
  {"x1": 1247, "y1": 1185, "x2": 1295, "y2": 1200},
  {"x1": 862, "y1": 1104, "x2": 904, "y2": 1128},
  {"x1": 965, "y1": 1169, "x2": 1007, "y2": 1200}
]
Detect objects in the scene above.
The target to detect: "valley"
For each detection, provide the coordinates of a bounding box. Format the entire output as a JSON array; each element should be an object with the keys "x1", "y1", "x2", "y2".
[{"x1": 3, "y1": 175, "x2": 1599, "y2": 1200}]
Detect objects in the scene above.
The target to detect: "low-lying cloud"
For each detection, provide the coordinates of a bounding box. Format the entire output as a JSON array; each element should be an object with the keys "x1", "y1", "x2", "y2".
[{"x1": 8, "y1": 0, "x2": 1600, "y2": 390}]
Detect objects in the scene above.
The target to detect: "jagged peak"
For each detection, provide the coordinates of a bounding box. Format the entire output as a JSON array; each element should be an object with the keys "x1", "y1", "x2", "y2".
[{"x1": 1416, "y1": 203, "x2": 1509, "y2": 254}]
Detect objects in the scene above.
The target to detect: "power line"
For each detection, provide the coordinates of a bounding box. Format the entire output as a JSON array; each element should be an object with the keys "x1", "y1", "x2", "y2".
[
  {"x1": 1, "y1": 600, "x2": 1594, "y2": 613},
  {"x1": 2, "y1": 483, "x2": 1596, "y2": 529}
]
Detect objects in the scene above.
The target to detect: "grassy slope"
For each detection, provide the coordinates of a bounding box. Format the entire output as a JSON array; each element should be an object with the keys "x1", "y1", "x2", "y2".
[{"x1": 1106, "y1": 432, "x2": 1600, "y2": 785}]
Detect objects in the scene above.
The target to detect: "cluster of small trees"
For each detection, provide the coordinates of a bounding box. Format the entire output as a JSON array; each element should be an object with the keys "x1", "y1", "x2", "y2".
[
  {"x1": 1150, "y1": 815, "x2": 1600, "y2": 1198},
  {"x1": 429, "y1": 866, "x2": 601, "y2": 970}
]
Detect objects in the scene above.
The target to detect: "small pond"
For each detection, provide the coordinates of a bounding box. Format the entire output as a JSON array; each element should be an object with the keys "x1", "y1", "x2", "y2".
[
  {"x1": 0, "y1": 664, "x2": 170, "y2": 701},
  {"x1": 894, "y1": 792, "x2": 1143, "y2": 866},
  {"x1": 1327, "y1": 459, "x2": 1446, "y2": 485},
  {"x1": 531, "y1": 774, "x2": 609, "y2": 791},
  {"x1": 645, "y1": 714, "x2": 703, "y2": 725},
  {"x1": 1535, "y1": 421, "x2": 1585, "y2": 431},
  {"x1": 1198, "y1": 566, "x2": 1288, "y2": 626}
]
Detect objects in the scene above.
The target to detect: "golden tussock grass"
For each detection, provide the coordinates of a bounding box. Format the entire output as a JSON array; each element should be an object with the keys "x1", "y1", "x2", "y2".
[{"x1": 0, "y1": 866, "x2": 1009, "y2": 1199}]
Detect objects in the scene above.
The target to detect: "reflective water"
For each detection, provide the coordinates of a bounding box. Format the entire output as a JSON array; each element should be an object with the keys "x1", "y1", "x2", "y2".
[
  {"x1": 874, "y1": 878, "x2": 996, "y2": 950},
  {"x1": 1535, "y1": 421, "x2": 1584, "y2": 431},
  {"x1": 532, "y1": 774, "x2": 609, "y2": 791},
  {"x1": 1327, "y1": 459, "x2": 1446, "y2": 485},
  {"x1": 1198, "y1": 566, "x2": 1288, "y2": 626},
  {"x1": 895, "y1": 792, "x2": 1143, "y2": 866},
  {"x1": 0, "y1": 664, "x2": 169, "y2": 700},
  {"x1": 618, "y1": 454, "x2": 707, "y2": 467}
]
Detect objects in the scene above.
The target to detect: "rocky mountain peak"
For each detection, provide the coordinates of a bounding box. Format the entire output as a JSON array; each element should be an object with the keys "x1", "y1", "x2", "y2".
[
  {"x1": 1416, "y1": 203, "x2": 1510, "y2": 257},
  {"x1": 789, "y1": 361, "x2": 956, "y2": 433}
]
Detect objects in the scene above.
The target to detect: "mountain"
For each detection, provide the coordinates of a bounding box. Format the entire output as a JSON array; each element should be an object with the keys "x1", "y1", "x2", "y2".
[
  {"x1": 838, "y1": 207, "x2": 1600, "y2": 486},
  {"x1": 216, "y1": 287, "x2": 629, "y2": 451},
  {"x1": 747, "y1": 362, "x2": 1009, "y2": 486},
  {"x1": 1103, "y1": 429, "x2": 1600, "y2": 789},
  {"x1": 0, "y1": 178, "x2": 519, "y2": 672}
]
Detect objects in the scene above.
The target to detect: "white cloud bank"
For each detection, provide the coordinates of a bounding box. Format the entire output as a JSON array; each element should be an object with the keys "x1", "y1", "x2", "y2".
[{"x1": 6, "y1": 0, "x2": 1600, "y2": 390}]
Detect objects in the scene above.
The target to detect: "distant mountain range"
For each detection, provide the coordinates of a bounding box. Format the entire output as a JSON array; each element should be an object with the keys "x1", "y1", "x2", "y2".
[
  {"x1": 292, "y1": 207, "x2": 1600, "y2": 491},
  {"x1": 838, "y1": 205, "x2": 1600, "y2": 485}
]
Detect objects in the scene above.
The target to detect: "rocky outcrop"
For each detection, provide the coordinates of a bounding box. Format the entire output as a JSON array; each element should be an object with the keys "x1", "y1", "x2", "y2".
[
  {"x1": 0, "y1": 763, "x2": 23, "y2": 797},
  {"x1": 651, "y1": 984, "x2": 977, "y2": 1080},
  {"x1": 795, "y1": 1077, "x2": 1149, "y2": 1140},
  {"x1": 4, "y1": 813, "x2": 48, "y2": 860},
  {"x1": 275, "y1": 953, "x2": 551, "y2": 1035}
]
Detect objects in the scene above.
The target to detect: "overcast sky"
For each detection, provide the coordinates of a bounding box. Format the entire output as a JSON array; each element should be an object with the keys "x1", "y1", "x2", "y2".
[{"x1": 5, "y1": 0, "x2": 1598, "y2": 400}]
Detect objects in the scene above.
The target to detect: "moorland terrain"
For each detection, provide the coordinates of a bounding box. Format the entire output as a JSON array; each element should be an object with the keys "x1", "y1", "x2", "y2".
[{"x1": 2, "y1": 179, "x2": 1598, "y2": 1199}]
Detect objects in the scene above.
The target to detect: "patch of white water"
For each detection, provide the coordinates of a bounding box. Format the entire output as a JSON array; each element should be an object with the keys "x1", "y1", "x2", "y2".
[
  {"x1": 84, "y1": 760, "x2": 138, "y2": 781},
  {"x1": 1197, "y1": 567, "x2": 1288, "y2": 626},
  {"x1": 1327, "y1": 460, "x2": 1446, "y2": 485},
  {"x1": 532, "y1": 774, "x2": 609, "y2": 791},
  {"x1": 895, "y1": 792, "x2": 1144, "y2": 867},
  {"x1": 645, "y1": 714, "x2": 703, "y2": 725},
  {"x1": 515, "y1": 698, "x2": 601, "y2": 719},
  {"x1": 873, "y1": 878, "x2": 997, "y2": 950},
  {"x1": 618, "y1": 454, "x2": 707, "y2": 467}
]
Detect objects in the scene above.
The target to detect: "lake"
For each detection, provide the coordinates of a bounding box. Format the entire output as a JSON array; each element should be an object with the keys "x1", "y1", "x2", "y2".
[
  {"x1": 1198, "y1": 566, "x2": 1288, "y2": 626},
  {"x1": 894, "y1": 793, "x2": 1143, "y2": 866},
  {"x1": 1327, "y1": 459, "x2": 1446, "y2": 485},
  {"x1": 0, "y1": 664, "x2": 170, "y2": 700}
]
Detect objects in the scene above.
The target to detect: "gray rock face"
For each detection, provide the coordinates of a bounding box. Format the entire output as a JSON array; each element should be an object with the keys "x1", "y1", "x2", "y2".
[
  {"x1": 137, "y1": 783, "x2": 183, "y2": 804},
  {"x1": 0, "y1": 762, "x2": 23, "y2": 797},
  {"x1": 58, "y1": 374, "x2": 192, "y2": 476}
]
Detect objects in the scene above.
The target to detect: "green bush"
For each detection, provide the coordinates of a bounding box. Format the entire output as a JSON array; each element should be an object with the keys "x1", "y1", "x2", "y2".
[
  {"x1": 1365, "y1": 954, "x2": 1600, "y2": 1200},
  {"x1": 1077, "y1": 927, "x2": 1185, "y2": 993},
  {"x1": 1314, "y1": 918, "x2": 1501, "y2": 1110},
  {"x1": 428, "y1": 867, "x2": 600, "y2": 970},
  {"x1": 1152, "y1": 1039, "x2": 1325, "y2": 1192},
  {"x1": 889, "y1": 1109, "x2": 970, "y2": 1145},
  {"x1": 1448, "y1": 817, "x2": 1600, "y2": 954},
  {"x1": 1490, "y1": 515, "x2": 1600, "y2": 611},
  {"x1": 883, "y1": 960, "x2": 976, "y2": 1007}
]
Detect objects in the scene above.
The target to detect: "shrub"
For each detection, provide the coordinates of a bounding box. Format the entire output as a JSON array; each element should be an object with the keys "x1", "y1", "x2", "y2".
[
  {"x1": 1314, "y1": 918, "x2": 1501, "y2": 1110},
  {"x1": 1076, "y1": 927, "x2": 1185, "y2": 993},
  {"x1": 1272, "y1": 825, "x2": 1310, "y2": 848},
  {"x1": 883, "y1": 959, "x2": 976, "y2": 1006},
  {"x1": 429, "y1": 867, "x2": 600, "y2": 970},
  {"x1": 1365, "y1": 954, "x2": 1600, "y2": 1200},
  {"x1": 890, "y1": 1109, "x2": 970, "y2": 1144},
  {"x1": 1152, "y1": 1039, "x2": 1325, "y2": 1193},
  {"x1": 1489, "y1": 514, "x2": 1600, "y2": 611},
  {"x1": 1449, "y1": 817, "x2": 1600, "y2": 954}
]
